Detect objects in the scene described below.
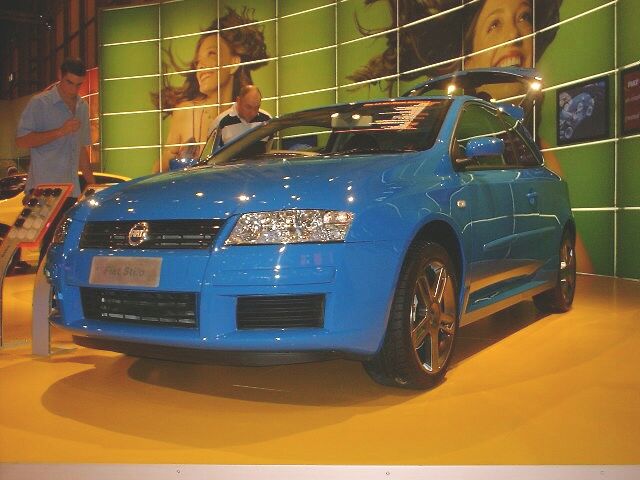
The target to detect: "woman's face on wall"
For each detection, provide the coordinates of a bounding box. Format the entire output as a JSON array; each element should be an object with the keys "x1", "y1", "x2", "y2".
[
  {"x1": 465, "y1": 0, "x2": 534, "y2": 98},
  {"x1": 195, "y1": 34, "x2": 239, "y2": 99}
]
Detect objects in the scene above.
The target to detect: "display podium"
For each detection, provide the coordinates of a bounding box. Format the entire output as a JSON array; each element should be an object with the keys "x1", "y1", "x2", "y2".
[{"x1": 0, "y1": 184, "x2": 73, "y2": 348}]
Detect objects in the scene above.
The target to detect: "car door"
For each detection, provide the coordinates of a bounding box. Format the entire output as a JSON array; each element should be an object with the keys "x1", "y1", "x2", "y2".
[
  {"x1": 451, "y1": 102, "x2": 520, "y2": 313},
  {"x1": 501, "y1": 120, "x2": 562, "y2": 276}
]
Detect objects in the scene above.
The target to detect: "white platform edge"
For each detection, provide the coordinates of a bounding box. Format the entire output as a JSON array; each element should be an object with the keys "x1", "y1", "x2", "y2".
[{"x1": 0, "y1": 464, "x2": 638, "y2": 480}]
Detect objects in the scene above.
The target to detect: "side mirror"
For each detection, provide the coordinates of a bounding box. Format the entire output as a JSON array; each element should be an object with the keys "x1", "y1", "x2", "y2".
[
  {"x1": 465, "y1": 136, "x2": 504, "y2": 158},
  {"x1": 169, "y1": 157, "x2": 200, "y2": 171}
]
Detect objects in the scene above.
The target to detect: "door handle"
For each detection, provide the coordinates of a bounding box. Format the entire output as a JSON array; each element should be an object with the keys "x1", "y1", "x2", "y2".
[{"x1": 526, "y1": 190, "x2": 538, "y2": 206}]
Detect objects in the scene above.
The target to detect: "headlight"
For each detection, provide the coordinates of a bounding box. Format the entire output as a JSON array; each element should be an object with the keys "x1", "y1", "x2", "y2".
[
  {"x1": 51, "y1": 217, "x2": 72, "y2": 245},
  {"x1": 225, "y1": 209, "x2": 354, "y2": 245}
]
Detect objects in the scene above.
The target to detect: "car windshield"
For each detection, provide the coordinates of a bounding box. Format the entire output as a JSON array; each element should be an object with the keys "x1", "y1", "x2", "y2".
[{"x1": 201, "y1": 99, "x2": 450, "y2": 165}]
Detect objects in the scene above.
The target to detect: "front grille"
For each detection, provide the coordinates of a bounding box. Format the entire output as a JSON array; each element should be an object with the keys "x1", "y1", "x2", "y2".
[
  {"x1": 80, "y1": 220, "x2": 224, "y2": 249},
  {"x1": 237, "y1": 294, "x2": 324, "y2": 329},
  {"x1": 81, "y1": 288, "x2": 198, "y2": 328}
]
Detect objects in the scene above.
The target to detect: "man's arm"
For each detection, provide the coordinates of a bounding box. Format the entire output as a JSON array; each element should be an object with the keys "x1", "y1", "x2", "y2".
[
  {"x1": 16, "y1": 118, "x2": 80, "y2": 149},
  {"x1": 76, "y1": 100, "x2": 95, "y2": 186},
  {"x1": 79, "y1": 145, "x2": 95, "y2": 186}
]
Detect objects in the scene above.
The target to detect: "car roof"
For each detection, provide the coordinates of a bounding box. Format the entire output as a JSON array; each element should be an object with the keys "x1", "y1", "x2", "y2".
[
  {"x1": 401, "y1": 67, "x2": 543, "y2": 129},
  {"x1": 402, "y1": 67, "x2": 542, "y2": 98},
  {"x1": 270, "y1": 68, "x2": 541, "y2": 122}
]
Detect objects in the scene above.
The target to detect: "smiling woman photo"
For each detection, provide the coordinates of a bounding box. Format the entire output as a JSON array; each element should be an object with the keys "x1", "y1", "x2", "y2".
[
  {"x1": 463, "y1": 0, "x2": 535, "y2": 99},
  {"x1": 348, "y1": 0, "x2": 561, "y2": 99},
  {"x1": 153, "y1": 7, "x2": 269, "y2": 172}
]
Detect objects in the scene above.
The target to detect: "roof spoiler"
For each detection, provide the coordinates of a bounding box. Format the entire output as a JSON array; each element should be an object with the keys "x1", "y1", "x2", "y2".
[{"x1": 403, "y1": 67, "x2": 543, "y2": 126}]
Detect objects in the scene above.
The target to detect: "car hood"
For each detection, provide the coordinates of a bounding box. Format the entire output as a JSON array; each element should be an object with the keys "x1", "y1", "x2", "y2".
[{"x1": 76, "y1": 153, "x2": 428, "y2": 222}]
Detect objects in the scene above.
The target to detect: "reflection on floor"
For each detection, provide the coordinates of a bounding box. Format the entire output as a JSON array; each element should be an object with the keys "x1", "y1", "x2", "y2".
[{"x1": 1, "y1": 273, "x2": 639, "y2": 465}]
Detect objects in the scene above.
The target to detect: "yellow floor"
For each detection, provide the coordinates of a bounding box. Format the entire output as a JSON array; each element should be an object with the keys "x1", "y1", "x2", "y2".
[{"x1": 1, "y1": 273, "x2": 639, "y2": 465}]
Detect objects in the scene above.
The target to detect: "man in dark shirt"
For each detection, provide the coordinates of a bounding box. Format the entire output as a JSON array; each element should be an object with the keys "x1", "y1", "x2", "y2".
[{"x1": 209, "y1": 85, "x2": 271, "y2": 149}]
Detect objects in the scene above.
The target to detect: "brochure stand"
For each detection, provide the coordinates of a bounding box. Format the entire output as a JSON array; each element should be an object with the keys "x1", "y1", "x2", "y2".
[
  {"x1": 32, "y1": 183, "x2": 110, "y2": 355},
  {"x1": 0, "y1": 184, "x2": 72, "y2": 348}
]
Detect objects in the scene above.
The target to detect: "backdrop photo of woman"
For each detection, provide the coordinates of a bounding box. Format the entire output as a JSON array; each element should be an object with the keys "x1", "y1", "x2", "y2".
[
  {"x1": 349, "y1": 0, "x2": 560, "y2": 99},
  {"x1": 153, "y1": 7, "x2": 269, "y2": 172}
]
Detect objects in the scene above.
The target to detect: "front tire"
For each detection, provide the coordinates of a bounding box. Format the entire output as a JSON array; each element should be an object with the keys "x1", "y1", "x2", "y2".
[
  {"x1": 534, "y1": 228, "x2": 576, "y2": 313},
  {"x1": 364, "y1": 241, "x2": 459, "y2": 389}
]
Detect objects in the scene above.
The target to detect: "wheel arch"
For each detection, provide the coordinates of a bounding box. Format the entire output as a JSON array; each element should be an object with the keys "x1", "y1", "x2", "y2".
[
  {"x1": 379, "y1": 216, "x2": 466, "y2": 339},
  {"x1": 365, "y1": 218, "x2": 465, "y2": 388},
  {"x1": 408, "y1": 218, "x2": 465, "y2": 288}
]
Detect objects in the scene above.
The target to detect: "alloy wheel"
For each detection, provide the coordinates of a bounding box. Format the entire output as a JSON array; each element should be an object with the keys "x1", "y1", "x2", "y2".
[{"x1": 410, "y1": 259, "x2": 457, "y2": 374}]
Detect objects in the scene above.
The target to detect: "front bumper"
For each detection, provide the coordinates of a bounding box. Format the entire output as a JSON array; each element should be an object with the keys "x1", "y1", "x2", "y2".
[{"x1": 46, "y1": 238, "x2": 404, "y2": 362}]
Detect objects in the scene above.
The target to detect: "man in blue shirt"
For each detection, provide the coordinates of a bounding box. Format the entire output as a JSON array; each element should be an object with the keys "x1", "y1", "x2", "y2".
[{"x1": 16, "y1": 57, "x2": 95, "y2": 262}]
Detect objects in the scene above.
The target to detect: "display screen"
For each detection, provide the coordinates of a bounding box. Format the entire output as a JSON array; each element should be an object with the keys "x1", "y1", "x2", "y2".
[{"x1": 557, "y1": 78, "x2": 609, "y2": 145}]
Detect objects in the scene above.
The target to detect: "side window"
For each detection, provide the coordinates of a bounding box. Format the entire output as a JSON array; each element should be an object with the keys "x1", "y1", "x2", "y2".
[
  {"x1": 500, "y1": 130, "x2": 519, "y2": 166},
  {"x1": 454, "y1": 103, "x2": 508, "y2": 168},
  {"x1": 499, "y1": 115, "x2": 542, "y2": 167}
]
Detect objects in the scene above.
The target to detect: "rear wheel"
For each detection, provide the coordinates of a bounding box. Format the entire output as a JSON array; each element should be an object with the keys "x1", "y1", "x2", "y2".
[
  {"x1": 364, "y1": 241, "x2": 459, "y2": 389},
  {"x1": 534, "y1": 228, "x2": 576, "y2": 313}
]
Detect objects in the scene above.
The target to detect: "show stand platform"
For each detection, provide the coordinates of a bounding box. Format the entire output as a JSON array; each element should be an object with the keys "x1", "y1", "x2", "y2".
[{"x1": 1, "y1": 273, "x2": 639, "y2": 479}]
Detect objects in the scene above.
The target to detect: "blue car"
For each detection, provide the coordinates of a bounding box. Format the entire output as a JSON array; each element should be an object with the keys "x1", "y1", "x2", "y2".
[{"x1": 46, "y1": 69, "x2": 576, "y2": 389}]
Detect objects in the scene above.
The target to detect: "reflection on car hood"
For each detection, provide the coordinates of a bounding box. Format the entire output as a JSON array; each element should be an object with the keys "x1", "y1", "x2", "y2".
[{"x1": 77, "y1": 153, "x2": 427, "y2": 221}]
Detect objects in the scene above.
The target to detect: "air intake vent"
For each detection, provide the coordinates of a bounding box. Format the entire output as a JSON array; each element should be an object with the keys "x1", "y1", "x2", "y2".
[
  {"x1": 80, "y1": 220, "x2": 224, "y2": 249},
  {"x1": 81, "y1": 288, "x2": 197, "y2": 328},
  {"x1": 237, "y1": 294, "x2": 324, "y2": 329}
]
